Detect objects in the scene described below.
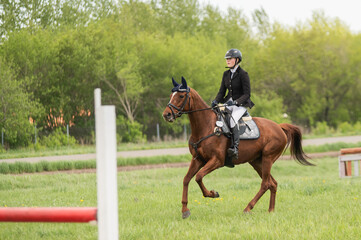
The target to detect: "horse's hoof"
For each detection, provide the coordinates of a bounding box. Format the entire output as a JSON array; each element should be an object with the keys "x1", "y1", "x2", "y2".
[
  {"x1": 211, "y1": 190, "x2": 220, "y2": 198},
  {"x1": 243, "y1": 210, "x2": 251, "y2": 214},
  {"x1": 182, "y1": 210, "x2": 191, "y2": 219}
]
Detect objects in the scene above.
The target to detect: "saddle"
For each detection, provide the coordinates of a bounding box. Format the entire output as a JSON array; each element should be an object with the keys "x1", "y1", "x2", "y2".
[{"x1": 214, "y1": 108, "x2": 260, "y2": 140}]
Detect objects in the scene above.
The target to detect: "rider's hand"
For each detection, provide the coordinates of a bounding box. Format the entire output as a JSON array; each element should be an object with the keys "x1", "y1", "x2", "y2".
[
  {"x1": 226, "y1": 100, "x2": 235, "y2": 106},
  {"x1": 211, "y1": 100, "x2": 218, "y2": 108}
]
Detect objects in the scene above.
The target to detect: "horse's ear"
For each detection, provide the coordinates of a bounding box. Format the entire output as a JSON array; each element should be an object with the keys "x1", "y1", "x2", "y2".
[
  {"x1": 181, "y1": 76, "x2": 187, "y2": 90},
  {"x1": 172, "y1": 77, "x2": 179, "y2": 87}
]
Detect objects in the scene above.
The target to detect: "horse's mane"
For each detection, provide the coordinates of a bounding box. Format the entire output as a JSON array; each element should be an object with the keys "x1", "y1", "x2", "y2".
[{"x1": 189, "y1": 88, "x2": 210, "y2": 108}]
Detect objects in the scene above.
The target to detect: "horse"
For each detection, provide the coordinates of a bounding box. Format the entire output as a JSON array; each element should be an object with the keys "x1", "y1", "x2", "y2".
[{"x1": 162, "y1": 77, "x2": 314, "y2": 219}]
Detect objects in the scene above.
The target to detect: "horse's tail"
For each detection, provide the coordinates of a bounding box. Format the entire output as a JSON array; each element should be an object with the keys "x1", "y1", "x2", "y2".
[{"x1": 280, "y1": 123, "x2": 314, "y2": 166}]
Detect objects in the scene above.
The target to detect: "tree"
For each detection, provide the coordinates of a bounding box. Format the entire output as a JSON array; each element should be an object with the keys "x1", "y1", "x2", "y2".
[
  {"x1": 0, "y1": 57, "x2": 43, "y2": 147},
  {"x1": 151, "y1": 0, "x2": 201, "y2": 35},
  {"x1": 251, "y1": 11, "x2": 357, "y2": 127}
]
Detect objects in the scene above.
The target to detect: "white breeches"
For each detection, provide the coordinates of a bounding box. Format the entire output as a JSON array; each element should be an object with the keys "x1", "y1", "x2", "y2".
[{"x1": 226, "y1": 102, "x2": 247, "y2": 128}]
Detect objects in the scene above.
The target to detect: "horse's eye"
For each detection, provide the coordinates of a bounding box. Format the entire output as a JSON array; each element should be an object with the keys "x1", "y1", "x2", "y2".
[{"x1": 180, "y1": 95, "x2": 184, "y2": 98}]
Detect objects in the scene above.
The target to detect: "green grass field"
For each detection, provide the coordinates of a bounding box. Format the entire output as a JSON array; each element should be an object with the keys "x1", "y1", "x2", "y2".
[
  {"x1": 0, "y1": 141, "x2": 189, "y2": 160},
  {"x1": 1, "y1": 141, "x2": 361, "y2": 175},
  {"x1": 1, "y1": 139, "x2": 361, "y2": 160},
  {"x1": 0, "y1": 157, "x2": 360, "y2": 240}
]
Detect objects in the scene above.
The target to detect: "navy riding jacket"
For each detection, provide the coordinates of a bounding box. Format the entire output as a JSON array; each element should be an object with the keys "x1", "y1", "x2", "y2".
[{"x1": 214, "y1": 67, "x2": 255, "y2": 108}]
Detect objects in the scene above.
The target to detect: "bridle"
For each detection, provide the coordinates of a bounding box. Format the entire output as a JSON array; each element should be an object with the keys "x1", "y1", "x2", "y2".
[
  {"x1": 166, "y1": 88, "x2": 223, "y2": 162},
  {"x1": 167, "y1": 89, "x2": 191, "y2": 119},
  {"x1": 167, "y1": 89, "x2": 215, "y2": 119}
]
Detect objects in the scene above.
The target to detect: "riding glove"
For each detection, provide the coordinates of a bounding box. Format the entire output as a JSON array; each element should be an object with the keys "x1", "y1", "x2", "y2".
[
  {"x1": 211, "y1": 100, "x2": 218, "y2": 108},
  {"x1": 226, "y1": 100, "x2": 238, "y2": 106}
]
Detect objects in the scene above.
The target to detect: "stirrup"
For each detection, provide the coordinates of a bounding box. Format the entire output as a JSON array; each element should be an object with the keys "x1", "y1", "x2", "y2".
[{"x1": 227, "y1": 147, "x2": 238, "y2": 159}]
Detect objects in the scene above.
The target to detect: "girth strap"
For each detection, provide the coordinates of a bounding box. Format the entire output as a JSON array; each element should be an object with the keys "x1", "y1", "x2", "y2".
[{"x1": 189, "y1": 132, "x2": 218, "y2": 162}]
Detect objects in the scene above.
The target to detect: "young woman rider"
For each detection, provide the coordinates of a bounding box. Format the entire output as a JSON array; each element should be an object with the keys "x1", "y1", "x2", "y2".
[{"x1": 211, "y1": 49, "x2": 255, "y2": 160}]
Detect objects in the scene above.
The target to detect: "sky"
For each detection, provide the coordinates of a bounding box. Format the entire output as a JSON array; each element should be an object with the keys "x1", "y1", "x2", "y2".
[{"x1": 199, "y1": 0, "x2": 361, "y2": 33}]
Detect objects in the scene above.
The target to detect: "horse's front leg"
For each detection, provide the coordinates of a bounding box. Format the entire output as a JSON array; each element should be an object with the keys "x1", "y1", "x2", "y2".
[
  {"x1": 182, "y1": 158, "x2": 204, "y2": 219},
  {"x1": 195, "y1": 157, "x2": 223, "y2": 198}
]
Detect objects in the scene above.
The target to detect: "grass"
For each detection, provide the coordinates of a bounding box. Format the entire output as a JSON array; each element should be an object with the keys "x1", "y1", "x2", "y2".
[
  {"x1": 303, "y1": 141, "x2": 361, "y2": 152},
  {"x1": 2, "y1": 141, "x2": 361, "y2": 174},
  {"x1": 0, "y1": 157, "x2": 361, "y2": 239},
  {"x1": 303, "y1": 131, "x2": 361, "y2": 139},
  {"x1": 0, "y1": 155, "x2": 191, "y2": 174},
  {"x1": 0, "y1": 141, "x2": 189, "y2": 160},
  {"x1": 0, "y1": 134, "x2": 360, "y2": 160},
  {"x1": 0, "y1": 145, "x2": 96, "y2": 159},
  {"x1": 0, "y1": 160, "x2": 97, "y2": 174},
  {"x1": 287, "y1": 141, "x2": 361, "y2": 154}
]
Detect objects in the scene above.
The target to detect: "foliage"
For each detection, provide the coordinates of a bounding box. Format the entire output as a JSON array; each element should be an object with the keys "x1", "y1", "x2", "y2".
[
  {"x1": 311, "y1": 121, "x2": 361, "y2": 136},
  {"x1": 1, "y1": 0, "x2": 361, "y2": 148},
  {"x1": 311, "y1": 121, "x2": 334, "y2": 135},
  {"x1": 117, "y1": 115, "x2": 146, "y2": 143},
  {"x1": 0, "y1": 145, "x2": 5, "y2": 154},
  {"x1": 39, "y1": 128, "x2": 77, "y2": 148},
  {"x1": 303, "y1": 141, "x2": 361, "y2": 154},
  {"x1": 337, "y1": 122, "x2": 353, "y2": 134},
  {"x1": 0, "y1": 57, "x2": 43, "y2": 148},
  {"x1": 250, "y1": 12, "x2": 361, "y2": 127},
  {"x1": 250, "y1": 92, "x2": 291, "y2": 124}
]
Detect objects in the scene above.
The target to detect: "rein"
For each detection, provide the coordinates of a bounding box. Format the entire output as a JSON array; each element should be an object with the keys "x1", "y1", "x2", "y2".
[
  {"x1": 167, "y1": 90, "x2": 221, "y2": 162},
  {"x1": 181, "y1": 107, "x2": 215, "y2": 114}
]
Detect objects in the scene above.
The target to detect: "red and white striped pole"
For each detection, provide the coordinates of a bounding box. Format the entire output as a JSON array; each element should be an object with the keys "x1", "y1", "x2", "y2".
[{"x1": 0, "y1": 207, "x2": 97, "y2": 223}]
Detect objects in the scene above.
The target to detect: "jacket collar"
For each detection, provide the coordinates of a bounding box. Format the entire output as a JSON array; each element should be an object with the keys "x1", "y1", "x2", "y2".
[{"x1": 230, "y1": 65, "x2": 240, "y2": 79}]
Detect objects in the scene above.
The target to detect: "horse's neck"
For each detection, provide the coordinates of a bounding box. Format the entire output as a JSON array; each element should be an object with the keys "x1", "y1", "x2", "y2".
[{"x1": 188, "y1": 93, "x2": 216, "y2": 138}]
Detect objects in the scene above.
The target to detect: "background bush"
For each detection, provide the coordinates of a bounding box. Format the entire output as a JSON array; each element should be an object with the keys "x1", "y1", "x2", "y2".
[
  {"x1": 117, "y1": 115, "x2": 146, "y2": 143},
  {"x1": 38, "y1": 128, "x2": 77, "y2": 148}
]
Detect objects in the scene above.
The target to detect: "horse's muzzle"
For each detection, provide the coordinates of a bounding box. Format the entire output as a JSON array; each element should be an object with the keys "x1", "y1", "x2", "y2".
[{"x1": 162, "y1": 111, "x2": 175, "y2": 122}]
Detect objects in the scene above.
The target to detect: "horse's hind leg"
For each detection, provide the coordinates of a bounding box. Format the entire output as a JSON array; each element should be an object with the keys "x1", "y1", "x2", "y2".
[
  {"x1": 245, "y1": 157, "x2": 278, "y2": 213},
  {"x1": 268, "y1": 175, "x2": 278, "y2": 212},
  {"x1": 249, "y1": 158, "x2": 278, "y2": 212}
]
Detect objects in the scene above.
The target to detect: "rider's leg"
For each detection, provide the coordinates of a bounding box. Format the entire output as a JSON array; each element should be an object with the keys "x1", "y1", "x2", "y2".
[
  {"x1": 227, "y1": 106, "x2": 247, "y2": 160},
  {"x1": 229, "y1": 106, "x2": 247, "y2": 128}
]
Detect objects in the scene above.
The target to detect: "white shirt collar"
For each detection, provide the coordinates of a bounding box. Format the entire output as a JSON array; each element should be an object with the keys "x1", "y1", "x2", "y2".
[{"x1": 230, "y1": 65, "x2": 239, "y2": 73}]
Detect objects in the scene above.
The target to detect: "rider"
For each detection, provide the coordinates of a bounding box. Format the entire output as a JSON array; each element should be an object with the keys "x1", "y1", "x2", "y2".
[{"x1": 211, "y1": 49, "x2": 255, "y2": 160}]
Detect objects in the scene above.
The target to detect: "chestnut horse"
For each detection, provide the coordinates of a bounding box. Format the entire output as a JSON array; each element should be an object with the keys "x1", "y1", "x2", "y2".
[{"x1": 162, "y1": 77, "x2": 313, "y2": 219}]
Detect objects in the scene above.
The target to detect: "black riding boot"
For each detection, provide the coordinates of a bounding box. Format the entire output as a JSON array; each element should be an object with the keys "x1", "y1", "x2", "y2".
[{"x1": 227, "y1": 126, "x2": 240, "y2": 161}]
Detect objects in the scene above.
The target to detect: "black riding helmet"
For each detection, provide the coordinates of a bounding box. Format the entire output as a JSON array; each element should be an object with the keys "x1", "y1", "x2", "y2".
[{"x1": 224, "y1": 49, "x2": 242, "y2": 67}]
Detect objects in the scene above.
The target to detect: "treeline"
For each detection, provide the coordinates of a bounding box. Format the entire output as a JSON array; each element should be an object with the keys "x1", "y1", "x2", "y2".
[{"x1": 1, "y1": 0, "x2": 361, "y2": 147}]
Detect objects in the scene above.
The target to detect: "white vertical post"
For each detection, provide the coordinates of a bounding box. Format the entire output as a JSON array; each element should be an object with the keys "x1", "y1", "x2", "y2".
[
  {"x1": 354, "y1": 161, "x2": 359, "y2": 176},
  {"x1": 95, "y1": 89, "x2": 119, "y2": 240},
  {"x1": 34, "y1": 126, "x2": 37, "y2": 145},
  {"x1": 339, "y1": 156, "x2": 345, "y2": 178},
  {"x1": 94, "y1": 88, "x2": 101, "y2": 109},
  {"x1": 183, "y1": 124, "x2": 187, "y2": 141},
  {"x1": 1, "y1": 128, "x2": 4, "y2": 147},
  {"x1": 156, "y1": 123, "x2": 160, "y2": 142},
  {"x1": 66, "y1": 124, "x2": 69, "y2": 145}
]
